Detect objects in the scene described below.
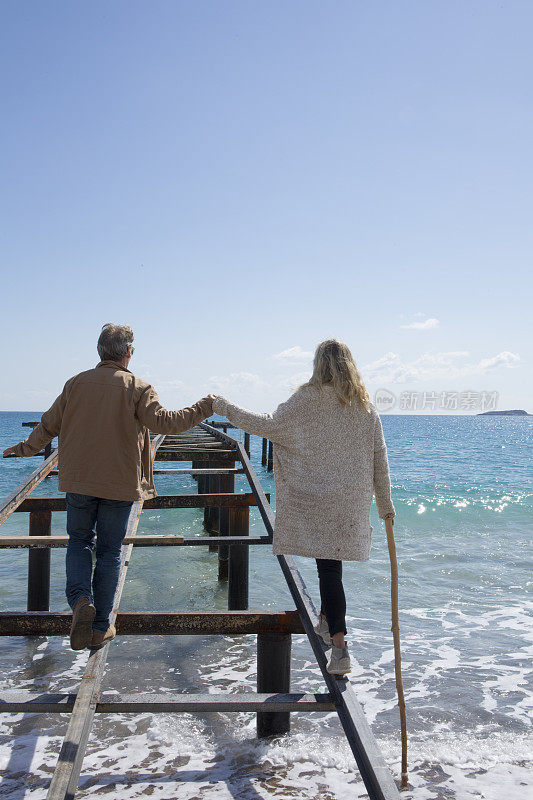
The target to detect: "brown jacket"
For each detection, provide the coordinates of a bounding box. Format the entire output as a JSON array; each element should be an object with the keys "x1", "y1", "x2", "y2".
[{"x1": 13, "y1": 361, "x2": 213, "y2": 501}]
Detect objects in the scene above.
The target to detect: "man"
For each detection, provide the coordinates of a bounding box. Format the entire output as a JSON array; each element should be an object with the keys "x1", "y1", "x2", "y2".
[{"x1": 3, "y1": 324, "x2": 214, "y2": 650}]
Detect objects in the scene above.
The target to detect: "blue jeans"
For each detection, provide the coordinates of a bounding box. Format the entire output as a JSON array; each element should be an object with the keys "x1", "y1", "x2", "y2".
[{"x1": 66, "y1": 493, "x2": 133, "y2": 632}]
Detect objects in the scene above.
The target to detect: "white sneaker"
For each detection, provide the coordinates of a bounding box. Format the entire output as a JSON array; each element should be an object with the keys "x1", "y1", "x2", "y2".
[
  {"x1": 326, "y1": 645, "x2": 351, "y2": 676},
  {"x1": 313, "y1": 613, "x2": 331, "y2": 645}
]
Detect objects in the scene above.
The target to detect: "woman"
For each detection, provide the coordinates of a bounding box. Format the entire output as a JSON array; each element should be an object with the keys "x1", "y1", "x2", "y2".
[{"x1": 212, "y1": 339, "x2": 395, "y2": 675}]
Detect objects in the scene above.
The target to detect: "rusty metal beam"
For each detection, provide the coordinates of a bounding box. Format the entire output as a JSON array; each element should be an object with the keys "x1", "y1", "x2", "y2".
[
  {"x1": 154, "y1": 449, "x2": 238, "y2": 461},
  {"x1": 161, "y1": 442, "x2": 225, "y2": 446},
  {"x1": 27, "y1": 511, "x2": 52, "y2": 610},
  {"x1": 14, "y1": 492, "x2": 268, "y2": 513},
  {"x1": 153, "y1": 468, "x2": 244, "y2": 474},
  {"x1": 0, "y1": 535, "x2": 270, "y2": 549},
  {"x1": 0, "y1": 610, "x2": 304, "y2": 637},
  {"x1": 1, "y1": 535, "x2": 183, "y2": 548},
  {"x1": 48, "y1": 468, "x2": 244, "y2": 476}
]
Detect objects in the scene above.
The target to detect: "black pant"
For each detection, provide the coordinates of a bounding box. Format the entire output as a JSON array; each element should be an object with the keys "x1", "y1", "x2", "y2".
[{"x1": 316, "y1": 559, "x2": 347, "y2": 637}]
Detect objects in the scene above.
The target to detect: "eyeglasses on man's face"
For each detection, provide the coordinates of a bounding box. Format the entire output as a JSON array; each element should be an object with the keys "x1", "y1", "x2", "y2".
[{"x1": 129, "y1": 345, "x2": 135, "y2": 355}]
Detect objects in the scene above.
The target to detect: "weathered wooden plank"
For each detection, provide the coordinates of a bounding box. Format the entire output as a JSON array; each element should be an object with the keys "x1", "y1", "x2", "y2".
[
  {"x1": 0, "y1": 448, "x2": 58, "y2": 526},
  {"x1": 46, "y1": 632, "x2": 110, "y2": 799},
  {"x1": 0, "y1": 610, "x2": 305, "y2": 637},
  {"x1": 15, "y1": 492, "x2": 268, "y2": 512},
  {"x1": 0, "y1": 692, "x2": 334, "y2": 714}
]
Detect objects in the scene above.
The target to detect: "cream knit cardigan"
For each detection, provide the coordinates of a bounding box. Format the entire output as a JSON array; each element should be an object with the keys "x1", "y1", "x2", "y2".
[{"x1": 213, "y1": 385, "x2": 395, "y2": 561}]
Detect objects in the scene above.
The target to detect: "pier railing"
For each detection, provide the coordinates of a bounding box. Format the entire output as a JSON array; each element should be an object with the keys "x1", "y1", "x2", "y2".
[{"x1": 0, "y1": 420, "x2": 401, "y2": 800}]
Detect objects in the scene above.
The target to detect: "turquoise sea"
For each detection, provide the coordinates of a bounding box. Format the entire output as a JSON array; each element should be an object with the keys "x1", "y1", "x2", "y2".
[{"x1": 0, "y1": 411, "x2": 531, "y2": 799}]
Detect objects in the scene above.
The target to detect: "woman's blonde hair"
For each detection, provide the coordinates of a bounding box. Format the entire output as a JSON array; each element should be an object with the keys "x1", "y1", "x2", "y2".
[{"x1": 301, "y1": 339, "x2": 371, "y2": 411}]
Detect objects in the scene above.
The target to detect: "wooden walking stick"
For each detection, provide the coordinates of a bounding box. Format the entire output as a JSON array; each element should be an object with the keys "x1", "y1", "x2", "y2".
[{"x1": 385, "y1": 516, "x2": 408, "y2": 789}]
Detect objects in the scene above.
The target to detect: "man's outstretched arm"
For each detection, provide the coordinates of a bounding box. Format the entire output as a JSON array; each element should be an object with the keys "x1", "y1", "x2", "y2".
[
  {"x1": 136, "y1": 387, "x2": 214, "y2": 435},
  {"x1": 3, "y1": 386, "x2": 69, "y2": 458}
]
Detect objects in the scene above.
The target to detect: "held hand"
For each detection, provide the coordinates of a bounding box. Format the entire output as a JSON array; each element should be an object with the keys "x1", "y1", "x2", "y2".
[{"x1": 3, "y1": 445, "x2": 18, "y2": 458}]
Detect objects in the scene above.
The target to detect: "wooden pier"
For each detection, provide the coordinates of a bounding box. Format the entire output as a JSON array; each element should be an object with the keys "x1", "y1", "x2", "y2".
[{"x1": 0, "y1": 421, "x2": 401, "y2": 800}]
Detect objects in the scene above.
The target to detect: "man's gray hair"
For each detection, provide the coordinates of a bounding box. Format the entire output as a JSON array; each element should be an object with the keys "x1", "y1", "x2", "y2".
[{"x1": 97, "y1": 323, "x2": 134, "y2": 362}]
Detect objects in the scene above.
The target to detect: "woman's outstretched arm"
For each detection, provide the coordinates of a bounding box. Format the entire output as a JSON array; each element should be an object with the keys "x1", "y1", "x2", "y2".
[{"x1": 213, "y1": 394, "x2": 297, "y2": 446}]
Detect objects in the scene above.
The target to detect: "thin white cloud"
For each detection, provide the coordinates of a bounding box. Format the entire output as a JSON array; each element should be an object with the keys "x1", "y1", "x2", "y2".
[
  {"x1": 210, "y1": 372, "x2": 268, "y2": 392},
  {"x1": 280, "y1": 371, "x2": 312, "y2": 390},
  {"x1": 272, "y1": 346, "x2": 313, "y2": 361},
  {"x1": 401, "y1": 317, "x2": 439, "y2": 330},
  {"x1": 363, "y1": 350, "x2": 520, "y2": 384},
  {"x1": 477, "y1": 351, "x2": 521, "y2": 371}
]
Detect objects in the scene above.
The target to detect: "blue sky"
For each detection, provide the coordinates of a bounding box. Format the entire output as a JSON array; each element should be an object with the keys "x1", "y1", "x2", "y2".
[{"x1": 1, "y1": 1, "x2": 531, "y2": 413}]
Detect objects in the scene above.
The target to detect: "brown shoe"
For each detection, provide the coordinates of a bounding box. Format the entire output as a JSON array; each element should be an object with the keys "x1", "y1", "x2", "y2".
[
  {"x1": 70, "y1": 597, "x2": 96, "y2": 651},
  {"x1": 90, "y1": 625, "x2": 116, "y2": 650}
]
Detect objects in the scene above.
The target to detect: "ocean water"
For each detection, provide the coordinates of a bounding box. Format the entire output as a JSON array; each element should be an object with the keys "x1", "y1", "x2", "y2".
[{"x1": 0, "y1": 411, "x2": 531, "y2": 799}]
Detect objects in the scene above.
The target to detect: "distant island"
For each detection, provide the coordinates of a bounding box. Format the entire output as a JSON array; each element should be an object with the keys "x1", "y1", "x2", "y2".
[{"x1": 477, "y1": 409, "x2": 530, "y2": 416}]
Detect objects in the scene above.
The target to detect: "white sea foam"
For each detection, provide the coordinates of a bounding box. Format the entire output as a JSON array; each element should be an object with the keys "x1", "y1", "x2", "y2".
[{"x1": 2, "y1": 707, "x2": 531, "y2": 800}]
